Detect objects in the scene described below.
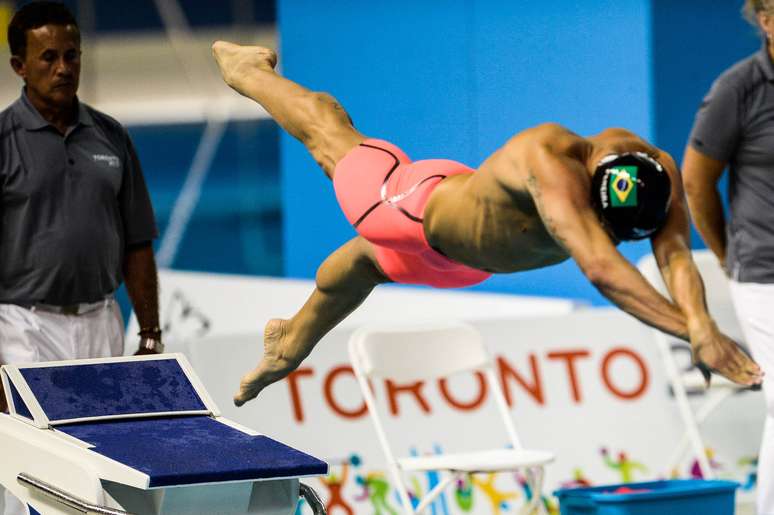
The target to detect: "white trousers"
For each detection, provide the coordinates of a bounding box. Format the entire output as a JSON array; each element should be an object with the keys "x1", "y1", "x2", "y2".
[
  {"x1": 729, "y1": 280, "x2": 774, "y2": 515},
  {"x1": 0, "y1": 301, "x2": 124, "y2": 515}
]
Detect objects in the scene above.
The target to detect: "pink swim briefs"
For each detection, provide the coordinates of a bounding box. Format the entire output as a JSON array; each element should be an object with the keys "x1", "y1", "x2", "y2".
[{"x1": 333, "y1": 139, "x2": 491, "y2": 288}]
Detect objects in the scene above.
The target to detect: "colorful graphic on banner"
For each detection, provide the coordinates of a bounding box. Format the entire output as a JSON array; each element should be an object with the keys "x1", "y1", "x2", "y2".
[
  {"x1": 356, "y1": 472, "x2": 398, "y2": 514},
  {"x1": 455, "y1": 475, "x2": 473, "y2": 512},
  {"x1": 320, "y1": 456, "x2": 357, "y2": 514},
  {"x1": 600, "y1": 447, "x2": 648, "y2": 483},
  {"x1": 471, "y1": 473, "x2": 518, "y2": 514},
  {"x1": 689, "y1": 448, "x2": 722, "y2": 480},
  {"x1": 738, "y1": 456, "x2": 758, "y2": 491}
]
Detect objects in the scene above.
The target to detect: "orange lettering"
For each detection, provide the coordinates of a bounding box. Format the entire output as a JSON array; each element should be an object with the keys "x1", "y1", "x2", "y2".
[
  {"x1": 286, "y1": 367, "x2": 314, "y2": 422},
  {"x1": 324, "y1": 365, "x2": 368, "y2": 419},
  {"x1": 601, "y1": 347, "x2": 649, "y2": 400},
  {"x1": 497, "y1": 354, "x2": 544, "y2": 406},
  {"x1": 386, "y1": 380, "x2": 431, "y2": 416},
  {"x1": 439, "y1": 372, "x2": 487, "y2": 411},
  {"x1": 547, "y1": 349, "x2": 591, "y2": 403}
]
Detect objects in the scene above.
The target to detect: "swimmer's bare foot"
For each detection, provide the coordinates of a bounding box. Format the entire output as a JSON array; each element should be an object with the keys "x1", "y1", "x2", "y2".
[
  {"x1": 234, "y1": 318, "x2": 300, "y2": 407},
  {"x1": 212, "y1": 41, "x2": 277, "y2": 93}
]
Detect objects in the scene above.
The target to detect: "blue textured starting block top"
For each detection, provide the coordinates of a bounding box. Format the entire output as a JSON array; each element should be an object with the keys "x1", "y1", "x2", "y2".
[
  {"x1": 18, "y1": 359, "x2": 206, "y2": 422},
  {"x1": 58, "y1": 416, "x2": 328, "y2": 487}
]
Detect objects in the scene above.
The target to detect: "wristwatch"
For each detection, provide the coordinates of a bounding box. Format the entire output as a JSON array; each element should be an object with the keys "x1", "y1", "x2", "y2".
[{"x1": 139, "y1": 336, "x2": 165, "y2": 354}]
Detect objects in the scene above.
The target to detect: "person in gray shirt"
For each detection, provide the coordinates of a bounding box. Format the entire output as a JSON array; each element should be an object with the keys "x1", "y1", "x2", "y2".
[
  {"x1": 0, "y1": 4, "x2": 162, "y2": 513},
  {"x1": 683, "y1": 1, "x2": 774, "y2": 512}
]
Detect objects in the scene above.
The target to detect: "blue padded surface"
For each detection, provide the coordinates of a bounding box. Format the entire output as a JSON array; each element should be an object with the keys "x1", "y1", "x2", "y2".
[
  {"x1": 58, "y1": 416, "x2": 328, "y2": 487},
  {"x1": 20, "y1": 359, "x2": 206, "y2": 421},
  {"x1": 9, "y1": 380, "x2": 32, "y2": 420}
]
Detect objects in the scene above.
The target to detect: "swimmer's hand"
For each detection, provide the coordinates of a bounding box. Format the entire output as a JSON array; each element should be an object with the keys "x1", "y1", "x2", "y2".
[
  {"x1": 689, "y1": 323, "x2": 763, "y2": 388},
  {"x1": 234, "y1": 319, "x2": 301, "y2": 407}
]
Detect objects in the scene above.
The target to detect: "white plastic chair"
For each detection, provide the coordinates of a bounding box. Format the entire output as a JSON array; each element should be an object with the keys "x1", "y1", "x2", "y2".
[
  {"x1": 637, "y1": 250, "x2": 751, "y2": 479},
  {"x1": 348, "y1": 320, "x2": 554, "y2": 514}
]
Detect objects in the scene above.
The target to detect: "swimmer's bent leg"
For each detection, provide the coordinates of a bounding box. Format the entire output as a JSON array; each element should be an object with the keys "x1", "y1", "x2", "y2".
[
  {"x1": 234, "y1": 237, "x2": 391, "y2": 406},
  {"x1": 212, "y1": 41, "x2": 365, "y2": 178}
]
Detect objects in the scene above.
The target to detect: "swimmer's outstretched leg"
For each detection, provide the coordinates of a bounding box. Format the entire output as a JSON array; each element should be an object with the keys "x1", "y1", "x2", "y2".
[
  {"x1": 212, "y1": 41, "x2": 364, "y2": 179},
  {"x1": 233, "y1": 237, "x2": 391, "y2": 406}
]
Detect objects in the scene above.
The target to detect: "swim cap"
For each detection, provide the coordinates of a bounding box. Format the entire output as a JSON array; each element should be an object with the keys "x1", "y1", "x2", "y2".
[{"x1": 590, "y1": 152, "x2": 672, "y2": 241}]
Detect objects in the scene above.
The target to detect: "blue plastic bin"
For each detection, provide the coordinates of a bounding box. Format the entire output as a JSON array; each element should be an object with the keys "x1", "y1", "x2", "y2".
[{"x1": 554, "y1": 479, "x2": 738, "y2": 515}]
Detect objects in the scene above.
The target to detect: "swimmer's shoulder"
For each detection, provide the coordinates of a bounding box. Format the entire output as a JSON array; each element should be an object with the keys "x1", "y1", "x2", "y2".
[
  {"x1": 498, "y1": 123, "x2": 589, "y2": 165},
  {"x1": 503, "y1": 123, "x2": 585, "y2": 149},
  {"x1": 477, "y1": 123, "x2": 587, "y2": 194}
]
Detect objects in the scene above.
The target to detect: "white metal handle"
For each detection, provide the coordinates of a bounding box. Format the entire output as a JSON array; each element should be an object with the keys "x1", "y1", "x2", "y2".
[
  {"x1": 299, "y1": 482, "x2": 327, "y2": 514},
  {"x1": 17, "y1": 473, "x2": 131, "y2": 515}
]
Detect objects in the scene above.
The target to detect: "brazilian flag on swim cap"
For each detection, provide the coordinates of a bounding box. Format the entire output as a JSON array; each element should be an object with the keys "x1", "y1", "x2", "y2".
[
  {"x1": 609, "y1": 166, "x2": 638, "y2": 207},
  {"x1": 591, "y1": 152, "x2": 671, "y2": 241}
]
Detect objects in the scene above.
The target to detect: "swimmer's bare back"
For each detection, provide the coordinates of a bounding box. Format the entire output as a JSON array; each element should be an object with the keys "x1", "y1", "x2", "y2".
[{"x1": 422, "y1": 124, "x2": 581, "y2": 273}]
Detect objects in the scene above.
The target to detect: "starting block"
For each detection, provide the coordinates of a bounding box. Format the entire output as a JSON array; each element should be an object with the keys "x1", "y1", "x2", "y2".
[{"x1": 0, "y1": 354, "x2": 328, "y2": 514}]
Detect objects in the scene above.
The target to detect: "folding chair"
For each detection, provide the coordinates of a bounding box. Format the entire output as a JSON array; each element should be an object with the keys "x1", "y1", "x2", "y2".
[
  {"x1": 348, "y1": 320, "x2": 554, "y2": 514},
  {"x1": 637, "y1": 250, "x2": 750, "y2": 479}
]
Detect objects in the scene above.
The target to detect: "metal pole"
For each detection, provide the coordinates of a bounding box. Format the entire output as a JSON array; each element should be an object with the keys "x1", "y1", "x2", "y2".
[{"x1": 151, "y1": 0, "x2": 229, "y2": 268}]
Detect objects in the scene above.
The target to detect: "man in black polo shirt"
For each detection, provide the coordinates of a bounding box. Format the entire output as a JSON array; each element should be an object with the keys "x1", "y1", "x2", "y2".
[{"x1": 0, "y1": 4, "x2": 161, "y2": 512}]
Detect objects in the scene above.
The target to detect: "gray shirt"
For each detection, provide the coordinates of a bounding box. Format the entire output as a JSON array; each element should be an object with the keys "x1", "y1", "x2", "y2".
[
  {"x1": 0, "y1": 91, "x2": 158, "y2": 304},
  {"x1": 688, "y1": 45, "x2": 774, "y2": 283}
]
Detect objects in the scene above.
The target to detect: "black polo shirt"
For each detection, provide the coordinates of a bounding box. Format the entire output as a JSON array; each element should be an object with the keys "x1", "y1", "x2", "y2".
[
  {"x1": 0, "y1": 91, "x2": 158, "y2": 304},
  {"x1": 688, "y1": 45, "x2": 774, "y2": 283}
]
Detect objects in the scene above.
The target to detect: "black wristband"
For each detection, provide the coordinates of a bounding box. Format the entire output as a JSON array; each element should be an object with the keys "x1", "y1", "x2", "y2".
[{"x1": 138, "y1": 326, "x2": 162, "y2": 338}]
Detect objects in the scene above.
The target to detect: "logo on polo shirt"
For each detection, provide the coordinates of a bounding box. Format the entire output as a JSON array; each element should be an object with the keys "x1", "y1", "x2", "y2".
[{"x1": 92, "y1": 154, "x2": 120, "y2": 168}]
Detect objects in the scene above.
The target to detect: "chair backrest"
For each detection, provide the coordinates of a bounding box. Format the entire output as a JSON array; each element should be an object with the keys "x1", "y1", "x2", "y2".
[
  {"x1": 348, "y1": 319, "x2": 522, "y2": 451},
  {"x1": 348, "y1": 320, "x2": 491, "y2": 382},
  {"x1": 636, "y1": 251, "x2": 743, "y2": 342}
]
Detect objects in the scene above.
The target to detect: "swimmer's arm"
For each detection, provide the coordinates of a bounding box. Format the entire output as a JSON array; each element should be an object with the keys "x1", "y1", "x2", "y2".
[
  {"x1": 285, "y1": 237, "x2": 391, "y2": 362},
  {"x1": 648, "y1": 155, "x2": 760, "y2": 386},
  {"x1": 652, "y1": 208, "x2": 761, "y2": 386},
  {"x1": 649, "y1": 153, "x2": 716, "y2": 340},
  {"x1": 525, "y1": 149, "x2": 689, "y2": 340}
]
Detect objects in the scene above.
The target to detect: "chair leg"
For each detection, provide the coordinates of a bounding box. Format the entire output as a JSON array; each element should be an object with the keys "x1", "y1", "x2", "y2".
[
  {"x1": 522, "y1": 467, "x2": 545, "y2": 515},
  {"x1": 665, "y1": 436, "x2": 689, "y2": 477},
  {"x1": 414, "y1": 472, "x2": 458, "y2": 514},
  {"x1": 667, "y1": 388, "x2": 735, "y2": 478},
  {"x1": 657, "y1": 337, "x2": 714, "y2": 479},
  {"x1": 390, "y1": 465, "x2": 416, "y2": 515},
  {"x1": 695, "y1": 388, "x2": 737, "y2": 423}
]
